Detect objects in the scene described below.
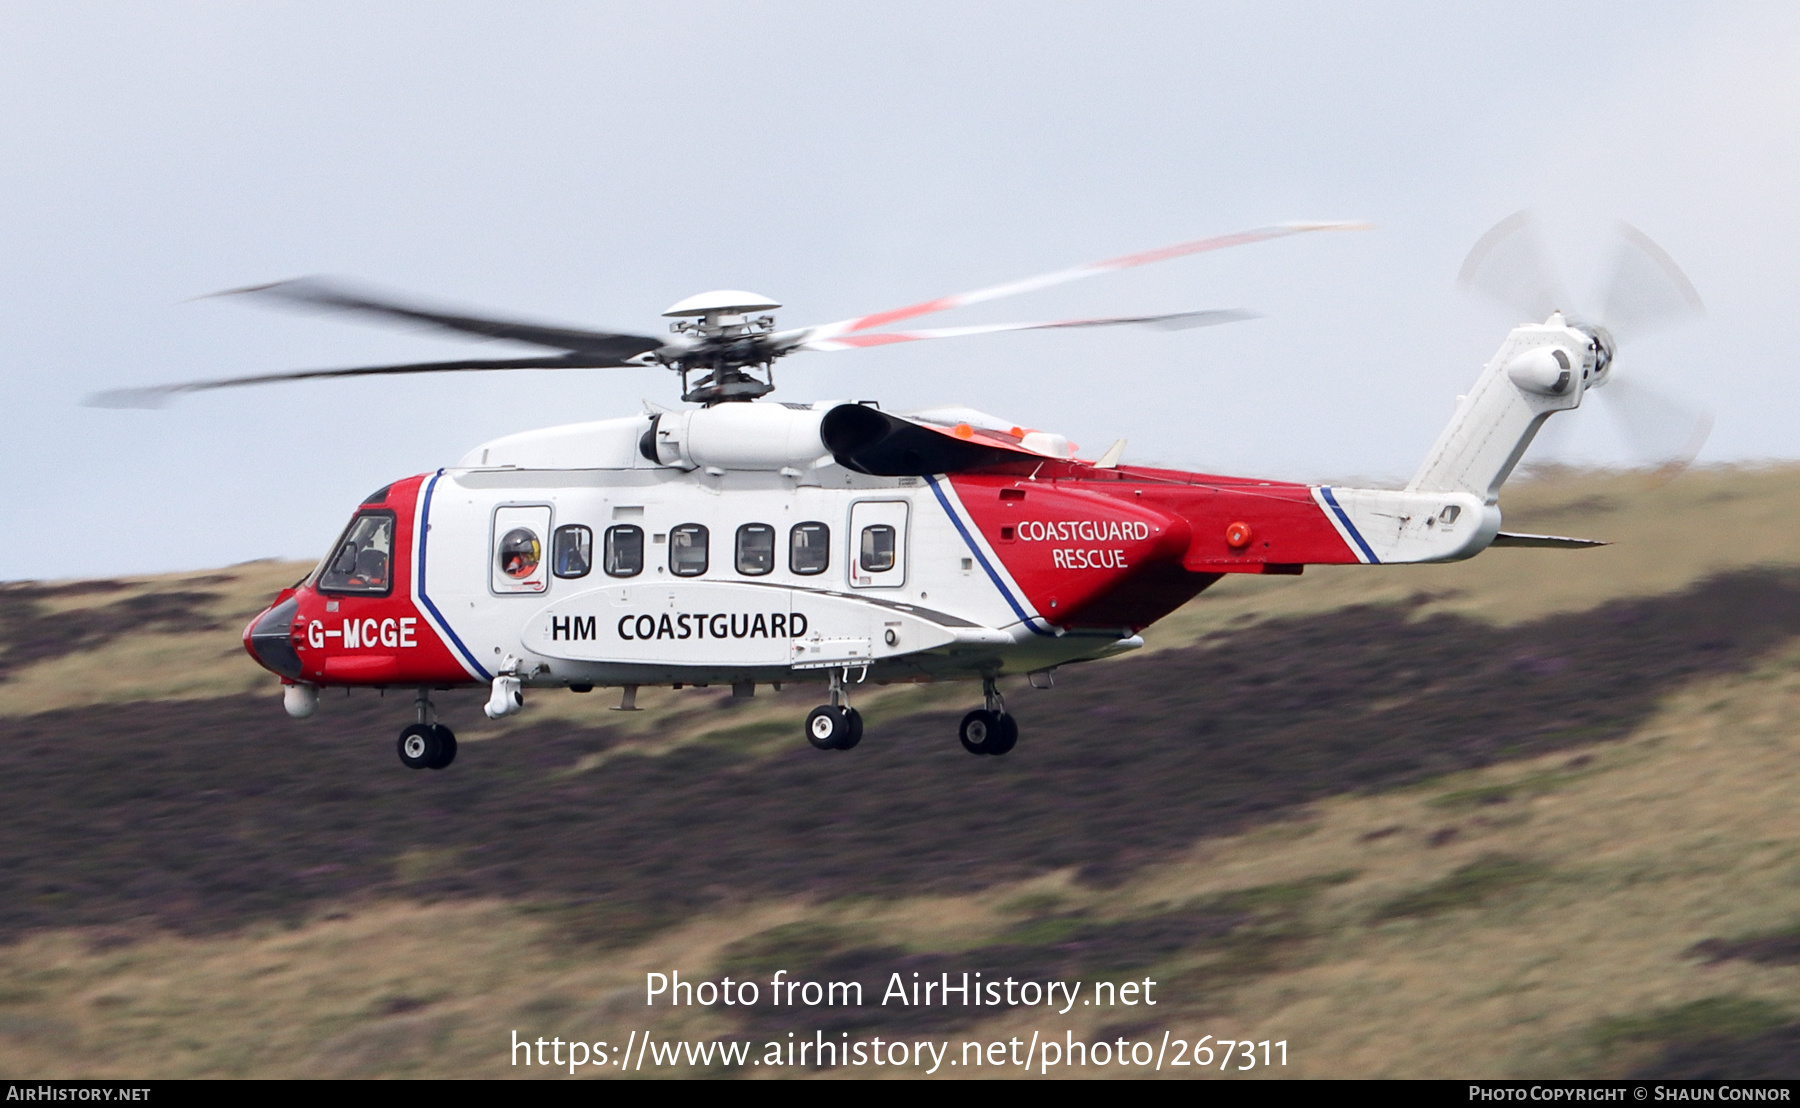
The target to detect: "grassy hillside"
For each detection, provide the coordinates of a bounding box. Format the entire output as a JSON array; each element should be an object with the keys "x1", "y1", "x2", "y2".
[{"x1": 2, "y1": 466, "x2": 1800, "y2": 1078}]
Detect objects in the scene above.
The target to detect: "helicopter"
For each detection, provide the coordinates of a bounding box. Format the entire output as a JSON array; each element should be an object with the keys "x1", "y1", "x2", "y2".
[{"x1": 91, "y1": 214, "x2": 1705, "y2": 770}]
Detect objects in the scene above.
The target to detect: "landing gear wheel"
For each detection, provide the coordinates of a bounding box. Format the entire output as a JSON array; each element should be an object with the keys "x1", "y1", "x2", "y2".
[
  {"x1": 397, "y1": 723, "x2": 442, "y2": 770},
  {"x1": 988, "y1": 713, "x2": 1017, "y2": 755},
  {"x1": 838, "y1": 708, "x2": 864, "y2": 751},
  {"x1": 959, "y1": 709, "x2": 1018, "y2": 756},
  {"x1": 426, "y1": 723, "x2": 457, "y2": 769},
  {"x1": 806, "y1": 706, "x2": 862, "y2": 750}
]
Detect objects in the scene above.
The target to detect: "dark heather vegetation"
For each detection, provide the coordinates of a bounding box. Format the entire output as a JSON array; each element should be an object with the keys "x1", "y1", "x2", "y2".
[
  {"x1": 1580, "y1": 996, "x2": 1800, "y2": 1078},
  {"x1": 1634, "y1": 1020, "x2": 1800, "y2": 1079},
  {"x1": 1687, "y1": 924, "x2": 1800, "y2": 966},
  {"x1": 0, "y1": 568, "x2": 1798, "y2": 950}
]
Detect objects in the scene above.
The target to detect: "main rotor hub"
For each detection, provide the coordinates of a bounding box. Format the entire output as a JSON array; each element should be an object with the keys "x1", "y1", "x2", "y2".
[
  {"x1": 661, "y1": 290, "x2": 785, "y2": 404},
  {"x1": 663, "y1": 289, "x2": 781, "y2": 339}
]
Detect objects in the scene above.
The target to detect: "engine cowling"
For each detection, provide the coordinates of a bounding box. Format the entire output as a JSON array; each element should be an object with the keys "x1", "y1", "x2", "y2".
[{"x1": 641, "y1": 403, "x2": 828, "y2": 472}]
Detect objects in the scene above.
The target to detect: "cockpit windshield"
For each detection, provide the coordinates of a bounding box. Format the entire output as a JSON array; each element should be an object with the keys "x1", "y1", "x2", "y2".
[{"x1": 318, "y1": 510, "x2": 396, "y2": 595}]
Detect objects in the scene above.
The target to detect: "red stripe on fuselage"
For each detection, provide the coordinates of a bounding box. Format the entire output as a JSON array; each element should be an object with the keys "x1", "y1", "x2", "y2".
[{"x1": 949, "y1": 462, "x2": 1360, "y2": 630}]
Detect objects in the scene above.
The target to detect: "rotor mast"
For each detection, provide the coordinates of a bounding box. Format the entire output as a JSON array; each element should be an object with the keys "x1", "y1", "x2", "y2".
[{"x1": 661, "y1": 289, "x2": 783, "y2": 404}]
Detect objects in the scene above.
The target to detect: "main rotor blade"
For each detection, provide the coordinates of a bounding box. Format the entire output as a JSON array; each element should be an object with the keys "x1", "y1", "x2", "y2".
[
  {"x1": 84, "y1": 354, "x2": 638, "y2": 409},
  {"x1": 211, "y1": 277, "x2": 666, "y2": 360},
  {"x1": 794, "y1": 308, "x2": 1257, "y2": 351},
  {"x1": 1601, "y1": 222, "x2": 1705, "y2": 343},
  {"x1": 787, "y1": 221, "x2": 1367, "y2": 347},
  {"x1": 1458, "y1": 209, "x2": 1571, "y2": 323}
]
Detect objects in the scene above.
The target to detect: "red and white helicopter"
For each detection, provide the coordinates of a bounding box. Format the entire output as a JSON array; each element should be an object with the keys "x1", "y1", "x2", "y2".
[{"x1": 95, "y1": 213, "x2": 1705, "y2": 769}]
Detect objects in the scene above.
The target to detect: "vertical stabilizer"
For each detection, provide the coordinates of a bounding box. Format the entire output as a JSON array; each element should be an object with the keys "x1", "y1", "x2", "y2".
[{"x1": 1408, "y1": 313, "x2": 1605, "y2": 501}]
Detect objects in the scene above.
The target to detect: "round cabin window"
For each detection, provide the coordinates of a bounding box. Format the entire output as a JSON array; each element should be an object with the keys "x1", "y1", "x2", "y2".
[{"x1": 498, "y1": 528, "x2": 541, "y2": 579}]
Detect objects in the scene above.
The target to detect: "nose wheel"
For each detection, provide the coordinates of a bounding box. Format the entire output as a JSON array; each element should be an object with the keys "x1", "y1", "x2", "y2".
[
  {"x1": 398, "y1": 689, "x2": 457, "y2": 769},
  {"x1": 397, "y1": 723, "x2": 457, "y2": 769}
]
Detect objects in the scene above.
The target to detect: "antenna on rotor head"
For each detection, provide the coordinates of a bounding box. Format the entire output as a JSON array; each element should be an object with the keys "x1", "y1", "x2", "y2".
[{"x1": 661, "y1": 289, "x2": 783, "y2": 404}]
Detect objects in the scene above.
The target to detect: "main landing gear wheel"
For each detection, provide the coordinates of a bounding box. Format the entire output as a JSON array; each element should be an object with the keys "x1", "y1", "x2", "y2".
[
  {"x1": 959, "y1": 709, "x2": 1018, "y2": 756},
  {"x1": 398, "y1": 722, "x2": 458, "y2": 770},
  {"x1": 427, "y1": 723, "x2": 457, "y2": 769},
  {"x1": 806, "y1": 706, "x2": 863, "y2": 751}
]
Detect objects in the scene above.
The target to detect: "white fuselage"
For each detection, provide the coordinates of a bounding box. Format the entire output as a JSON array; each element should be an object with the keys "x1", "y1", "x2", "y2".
[{"x1": 410, "y1": 409, "x2": 1139, "y2": 691}]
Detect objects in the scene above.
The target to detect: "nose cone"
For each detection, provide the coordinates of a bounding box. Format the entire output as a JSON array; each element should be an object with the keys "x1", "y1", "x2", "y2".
[{"x1": 244, "y1": 594, "x2": 305, "y2": 680}]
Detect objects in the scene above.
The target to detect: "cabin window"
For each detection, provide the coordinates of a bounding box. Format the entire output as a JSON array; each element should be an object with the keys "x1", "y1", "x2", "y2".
[
  {"x1": 669, "y1": 524, "x2": 709, "y2": 577},
  {"x1": 318, "y1": 510, "x2": 396, "y2": 596},
  {"x1": 790, "y1": 522, "x2": 830, "y2": 575},
  {"x1": 497, "y1": 528, "x2": 542, "y2": 580},
  {"x1": 735, "y1": 523, "x2": 775, "y2": 576},
  {"x1": 604, "y1": 525, "x2": 644, "y2": 577},
  {"x1": 553, "y1": 525, "x2": 592, "y2": 579},
  {"x1": 490, "y1": 505, "x2": 552, "y2": 595},
  {"x1": 860, "y1": 525, "x2": 897, "y2": 573},
  {"x1": 849, "y1": 500, "x2": 908, "y2": 589}
]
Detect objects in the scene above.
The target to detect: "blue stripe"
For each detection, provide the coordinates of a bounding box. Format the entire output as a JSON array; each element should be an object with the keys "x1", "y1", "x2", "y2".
[
  {"x1": 417, "y1": 469, "x2": 493, "y2": 681},
  {"x1": 1320, "y1": 486, "x2": 1380, "y2": 565},
  {"x1": 924, "y1": 474, "x2": 1056, "y2": 636}
]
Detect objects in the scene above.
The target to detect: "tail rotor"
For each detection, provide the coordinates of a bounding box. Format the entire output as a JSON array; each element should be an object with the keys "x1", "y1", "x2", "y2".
[{"x1": 1458, "y1": 210, "x2": 1710, "y2": 477}]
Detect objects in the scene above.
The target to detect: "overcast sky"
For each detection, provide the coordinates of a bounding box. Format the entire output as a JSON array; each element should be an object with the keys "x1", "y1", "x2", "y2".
[{"x1": 3, "y1": 2, "x2": 1795, "y2": 580}]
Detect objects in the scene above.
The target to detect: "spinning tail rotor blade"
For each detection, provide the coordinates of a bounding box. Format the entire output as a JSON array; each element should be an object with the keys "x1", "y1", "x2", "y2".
[
  {"x1": 1462, "y1": 212, "x2": 1710, "y2": 478},
  {"x1": 1601, "y1": 222, "x2": 1706, "y2": 343},
  {"x1": 1529, "y1": 380, "x2": 1713, "y2": 476},
  {"x1": 1596, "y1": 376, "x2": 1714, "y2": 476},
  {"x1": 211, "y1": 277, "x2": 667, "y2": 361},
  {"x1": 796, "y1": 308, "x2": 1257, "y2": 351},
  {"x1": 1457, "y1": 209, "x2": 1571, "y2": 323},
  {"x1": 787, "y1": 221, "x2": 1367, "y2": 347},
  {"x1": 84, "y1": 354, "x2": 641, "y2": 408},
  {"x1": 1590, "y1": 223, "x2": 1708, "y2": 476}
]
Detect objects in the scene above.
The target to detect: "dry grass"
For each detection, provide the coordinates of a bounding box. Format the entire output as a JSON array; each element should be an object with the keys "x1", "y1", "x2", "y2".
[{"x1": 0, "y1": 561, "x2": 309, "y2": 716}]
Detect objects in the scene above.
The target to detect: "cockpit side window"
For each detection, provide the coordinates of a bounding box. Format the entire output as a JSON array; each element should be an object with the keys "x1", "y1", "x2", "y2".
[{"x1": 318, "y1": 510, "x2": 396, "y2": 596}]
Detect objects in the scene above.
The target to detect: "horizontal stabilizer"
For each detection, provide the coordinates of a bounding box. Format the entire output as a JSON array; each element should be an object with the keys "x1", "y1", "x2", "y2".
[{"x1": 1489, "y1": 531, "x2": 1609, "y2": 549}]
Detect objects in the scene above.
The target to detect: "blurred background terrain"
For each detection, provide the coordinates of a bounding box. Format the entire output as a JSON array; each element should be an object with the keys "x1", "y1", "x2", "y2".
[{"x1": 3, "y1": 465, "x2": 1799, "y2": 1078}]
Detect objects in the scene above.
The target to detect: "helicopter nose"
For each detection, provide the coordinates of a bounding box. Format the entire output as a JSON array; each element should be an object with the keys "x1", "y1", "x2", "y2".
[{"x1": 244, "y1": 595, "x2": 305, "y2": 680}]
